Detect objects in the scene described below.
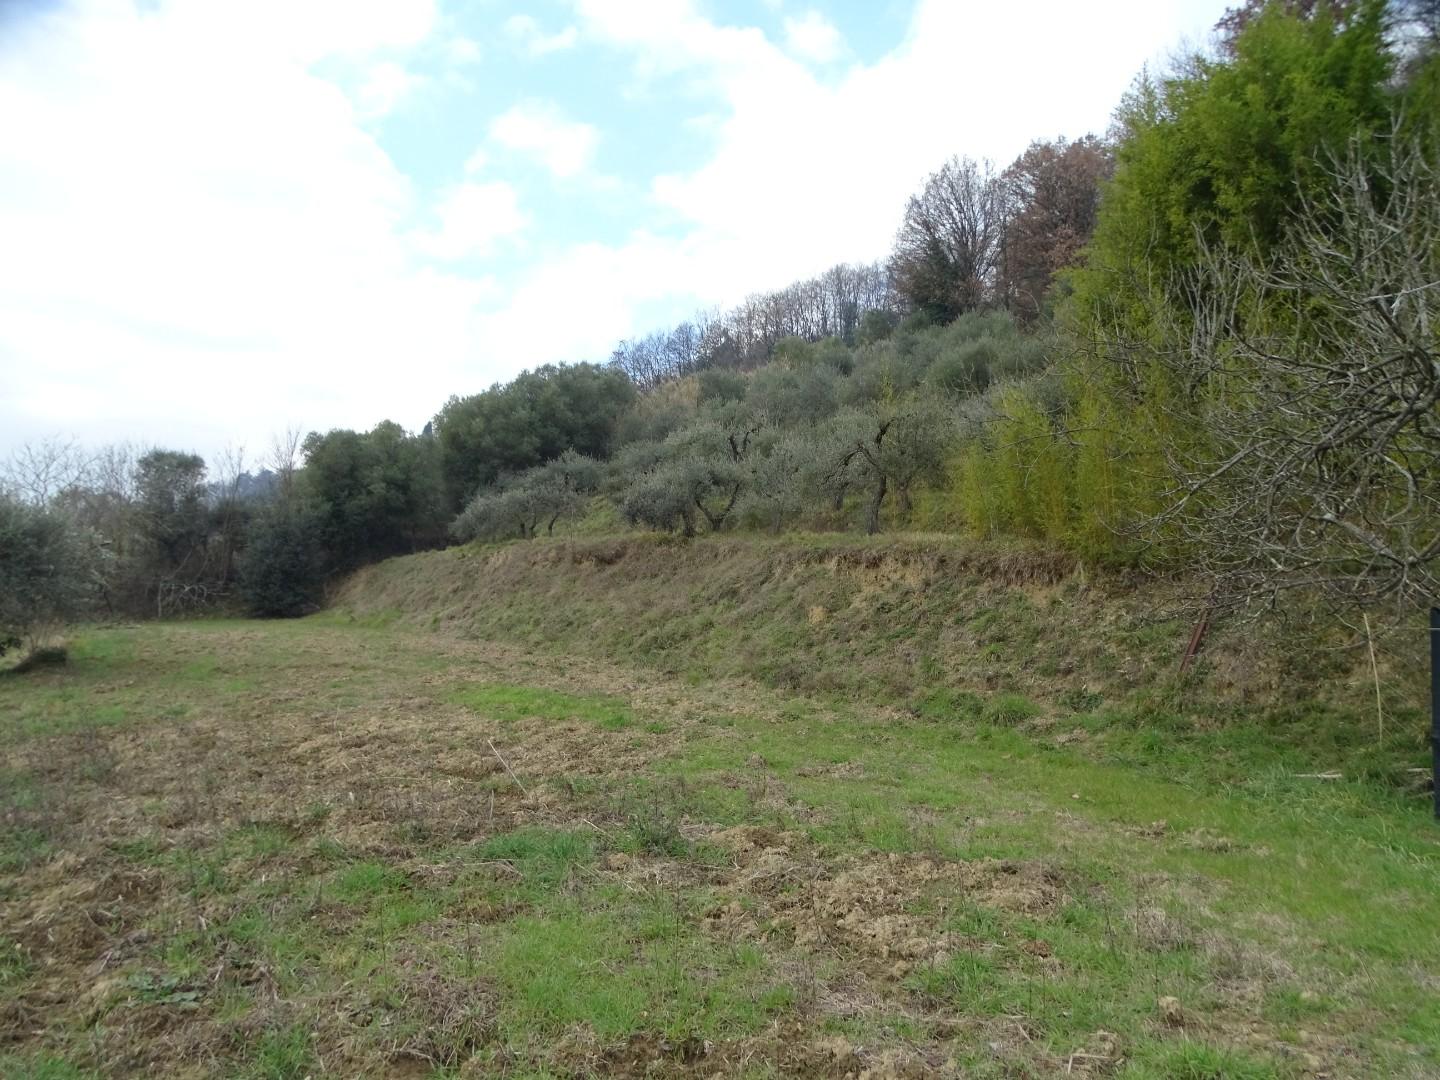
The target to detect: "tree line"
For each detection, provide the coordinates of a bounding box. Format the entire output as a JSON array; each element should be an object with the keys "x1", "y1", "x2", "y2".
[{"x1": 5, "y1": 0, "x2": 1438, "y2": 656}]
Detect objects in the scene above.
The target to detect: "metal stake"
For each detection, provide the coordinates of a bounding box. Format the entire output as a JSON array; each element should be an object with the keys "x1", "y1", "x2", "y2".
[{"x1": 1431, "y1": 607, "x2": 1439, "y2": 820}]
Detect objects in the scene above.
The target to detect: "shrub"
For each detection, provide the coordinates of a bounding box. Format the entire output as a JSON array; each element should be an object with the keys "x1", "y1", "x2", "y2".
[
  {"x1": 238, "y1": 508, "x2": 326, "y2": 618},
  {"x1": 0, "y1": 496, "x2": 105, "y2": 656}
]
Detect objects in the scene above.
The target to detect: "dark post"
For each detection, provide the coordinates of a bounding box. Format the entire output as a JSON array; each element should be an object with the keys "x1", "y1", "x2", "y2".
[{"x1": 1432, "y1": 607, "x2": 1439, "y2": 820}]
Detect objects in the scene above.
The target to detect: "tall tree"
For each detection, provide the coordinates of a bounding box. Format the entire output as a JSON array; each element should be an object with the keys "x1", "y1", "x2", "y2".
[
  {"x1": 889, "y1": 157, "x2": 1004, "y2": 323},
  {"x1": 997, "y1": 136, "x2": 1112, "y2": 322},
  {"x1": 135, "y1": 450, "x2": 208, "y2": 574},
  {"x1": 302, "y1": 421, "x2": 445, "y2": 567},
  {"x1": 435, "y1": 363, "x2": 635, "y2": 511},
  {"x1": 1072, "y1": 0, "x2": 1398, "y2": 335}
]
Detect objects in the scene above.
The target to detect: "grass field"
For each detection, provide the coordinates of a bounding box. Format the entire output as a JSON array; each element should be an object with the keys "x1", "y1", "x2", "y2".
[{"x1": 2, "y1": 612, "x2": 1438, "y2": 1077}]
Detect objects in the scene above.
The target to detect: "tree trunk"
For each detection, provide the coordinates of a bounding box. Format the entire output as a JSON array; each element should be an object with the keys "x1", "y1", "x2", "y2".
[
  {"x1": 697, "y1": 483, "x2": 743, "y2": 531},
  {"x1": 866, "y1": 475, "x2": 887, "y2": 535}
]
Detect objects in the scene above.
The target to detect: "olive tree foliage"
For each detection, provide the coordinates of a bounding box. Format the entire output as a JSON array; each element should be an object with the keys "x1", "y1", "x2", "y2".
[
  {"x1": 745, "y1": 350, "x2": 843, "y2": 427},
  {"x1": 736, "y1": 428, "x2": 831, "y2": 533},
  {"x1": 451, "y1": 451, "x2": 602, "y2": 542},
  {"x1": 1147, "y1": 136, "x2": 1440, "y2": 612},
  {"x1": 0, "y1": 496, "x2": 107, "y2": 656},
  {"x1": 620, "y1": 413, "x2": 762, "y2": 537},
  {"x1": 822, "y1": 402, "x2": 955, "y2": 534}
]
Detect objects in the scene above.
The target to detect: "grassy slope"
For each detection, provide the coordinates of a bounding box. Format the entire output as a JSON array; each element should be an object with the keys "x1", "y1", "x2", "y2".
[
  {"x1": 1, "y1": 537, "x2": 1436, "y2": 1078},
  {"x1": 332, "y1": 534, "x2": 1433, "y2": 792}
]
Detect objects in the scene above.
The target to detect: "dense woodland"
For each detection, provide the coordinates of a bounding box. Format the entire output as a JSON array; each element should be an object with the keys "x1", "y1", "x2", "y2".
[{"x1": 4, "y1": 0, "x2": 1438, "y2": 645}]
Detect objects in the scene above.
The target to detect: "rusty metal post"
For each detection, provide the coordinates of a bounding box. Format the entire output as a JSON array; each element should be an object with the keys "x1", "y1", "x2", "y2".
[{"x1": 1431, "y1": 607, "x2": 1439, "y2": 820}]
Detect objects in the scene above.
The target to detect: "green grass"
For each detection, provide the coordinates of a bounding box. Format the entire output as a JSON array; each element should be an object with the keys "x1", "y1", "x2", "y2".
[
  {"x1": 249, "y1": 1025, "x2": 314, "y2": 1080},
  {"x1": 485, "y1": 902, "x2": 790, "y2": 1047},
  {"x1": 452, "y1": 683, "x2": 635, "y2": 730},
  {"x1": 0, "y1": 1053, "x2": 97, "y2": 1080},
  {"x1": 2, "y1": 612, "x2": 1437, "y2": 1077},
  {"x1": 334, "y1": 859, "x2": 409, "y2": 899}
]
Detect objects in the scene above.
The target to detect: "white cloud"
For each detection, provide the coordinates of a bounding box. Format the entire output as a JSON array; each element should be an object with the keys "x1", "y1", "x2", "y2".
[
  {"x1": 205, "y1": 0, "x2": 438, "y2": 62},
  {"x1": 355, "y1": 60, "x2": 425, "y2": 117},
  {"x1": 488, "y1": 101, "x2": 599, "y2": 179},
  {"x1": 782, "y1": 10, "x2": 843, "y2": 64},
  {"x1": 463, "y1": 148, "x2": 490, "y2": 175},
  {"x1": 0, "y1": 0, "x2": 481, "y2": 454},
  {"x1": 412, "y1": 181, "x2": 528, "y2": 260},
  {"x1": 504, "y1": 14, "x2": 580, "y2": 57},
  {"x1": 568, "y1": 0, "x2": 1230, "y2": 306},
  {"x1": 446, "y1": 36, "x2": 482, "y2": 65}
]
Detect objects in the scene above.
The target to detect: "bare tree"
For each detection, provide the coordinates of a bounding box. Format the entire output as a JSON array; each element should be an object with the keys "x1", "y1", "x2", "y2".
[
  {"x1": 2, "y1": 436, "x2": 91, "y2": 506},
  {"x1": 213, "y1": 443, "x2": 247, "y2": 585},
  {"x1": 1148, "y1": 134, "x2": 1440, "y2": 614},
  {"x1": 890, "y1": 156, "x2": 1004, "y2": 322},
  {"x1": 269, "y1": 427, "x2": 304, "y2": 503}
]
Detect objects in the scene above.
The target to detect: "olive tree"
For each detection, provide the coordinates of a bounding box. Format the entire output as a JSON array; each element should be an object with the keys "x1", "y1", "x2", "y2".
[
  {"x1": 738, "y1": 429, "x2": 824, "y2": 533},
  {"x1": 823, "y1": 402, "x2": 954, "y2": 534},
  {"x1": 451, "y1": 451, "x2": 601, "y2": 542},
  {"x1": 619, "y1": 415, "x2": 762, "y2": 536}
]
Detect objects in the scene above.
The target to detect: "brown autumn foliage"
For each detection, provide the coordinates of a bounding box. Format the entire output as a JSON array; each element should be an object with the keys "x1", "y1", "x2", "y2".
[{"x1": 997, "y1": 136, "x2": 1113, "y2": 322}]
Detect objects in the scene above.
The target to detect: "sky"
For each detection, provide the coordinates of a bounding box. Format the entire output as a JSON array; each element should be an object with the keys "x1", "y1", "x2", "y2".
[{"x1": 0, "y1": 0, "x2": 1232, "y2": 465}]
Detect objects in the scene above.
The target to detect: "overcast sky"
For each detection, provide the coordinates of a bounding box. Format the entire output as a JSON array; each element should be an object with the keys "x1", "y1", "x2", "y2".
[{"x1": 0, "y1": 0, "x2": 1231, "y2": 465}]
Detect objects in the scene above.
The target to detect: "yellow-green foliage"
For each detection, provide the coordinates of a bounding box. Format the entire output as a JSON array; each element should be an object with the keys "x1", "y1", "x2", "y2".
[
  {"x1": 950, "y1": 388, "x2": 1072, "y2": 546},
  {"x1": 903, "y1": 485, "x2": 962, "y2": 533},
  {"x1": 946, "y1": 371, "x2": 1185, "y2": 564},
  {"x1": 1068, "y1": 383, "x2": 1124, "y2": 559},
  {"x1": 952, "y1": 441, "x2": 995, "y2": 538}
]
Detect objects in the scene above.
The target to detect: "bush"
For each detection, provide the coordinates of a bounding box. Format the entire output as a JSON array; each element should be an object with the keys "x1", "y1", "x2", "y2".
[
  {"x1": 239, "y1": 508, "x2": 326, "y2": 618},
  {"x1": 0, "y1": 496, "x2": 105, "y2": 656}
]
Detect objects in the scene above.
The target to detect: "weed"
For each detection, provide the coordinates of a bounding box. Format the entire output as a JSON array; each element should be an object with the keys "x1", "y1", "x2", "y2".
[
  {"x1": 0, "y1": 1053, "x2": 95, "y2": 1079},
  {"x1": 982, "y1": 692, "x2": 1042, "y2": 725},
  {"x1": 250, "y1": 1025, "x2": 314, "y2": 1080},
  {"x1": 123, "y1": 970, "x2": 202, "y2": 1007},
  {"x1": 1120, "y1": 1039, "x2": 1279, "y2": 1079}
]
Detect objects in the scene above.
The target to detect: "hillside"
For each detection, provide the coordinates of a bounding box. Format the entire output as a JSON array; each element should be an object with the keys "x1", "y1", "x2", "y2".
[{"x1": 333, "y1": 534, "x2": 1432, "y2": 791}]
